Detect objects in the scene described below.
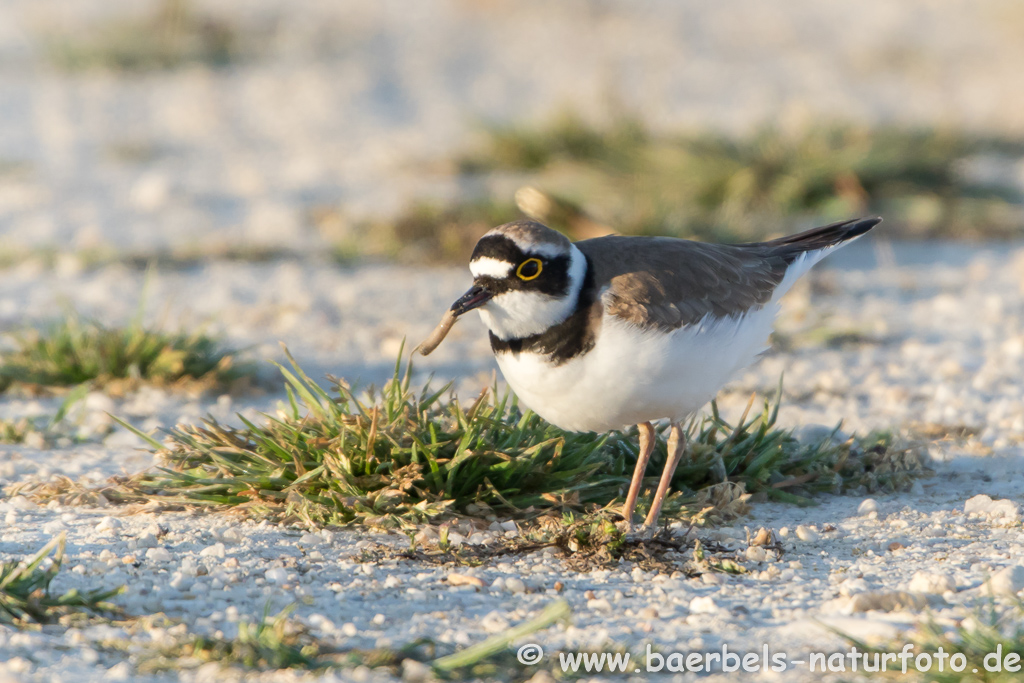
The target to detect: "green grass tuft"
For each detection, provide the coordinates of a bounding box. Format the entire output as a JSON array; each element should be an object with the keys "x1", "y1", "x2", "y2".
[
  {"x1": 111, "y1": 349, "x2": 925, "y2": 527},
  {"x1": 0, "y1": 312, "x2": 251, "y2": 393},
  {"x1": 0, "y1": 534, "x2": 124, "y2": 626}
]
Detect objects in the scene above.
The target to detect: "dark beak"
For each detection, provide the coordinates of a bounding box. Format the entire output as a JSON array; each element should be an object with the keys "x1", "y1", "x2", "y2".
[{"x1": 450, "y1": 283, "x2": 493, "y2": 317}]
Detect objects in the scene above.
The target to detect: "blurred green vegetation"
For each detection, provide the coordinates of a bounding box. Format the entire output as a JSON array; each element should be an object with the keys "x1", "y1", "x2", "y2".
[
  {"x1": 45, "y1": 0, "x2": 245, "y2": 71},
  {"x1": 362, "y1": 114, "x2": 1024, "y2": 263},
  {"x1": 331, "y1": 199, "x2": 521, "y2": 265},
  {"x1": 0, "y1": 312, "x2": 252, "y2": 394}
]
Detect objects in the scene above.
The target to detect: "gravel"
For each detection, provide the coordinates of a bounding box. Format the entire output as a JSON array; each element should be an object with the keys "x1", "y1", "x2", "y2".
[{"x1": 0, "y1": 242, "x2": 1023, "y2": 682}]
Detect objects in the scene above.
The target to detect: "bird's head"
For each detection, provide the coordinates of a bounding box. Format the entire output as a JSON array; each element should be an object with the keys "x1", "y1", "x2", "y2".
[{"x1": 449, "y1": 220, "x2": 587, "y2": 341}]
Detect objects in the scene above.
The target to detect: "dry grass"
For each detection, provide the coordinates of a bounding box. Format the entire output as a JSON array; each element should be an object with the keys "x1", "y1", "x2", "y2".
[{"x1": 357, "y1": 514, "x2": 757, "y2": 576}]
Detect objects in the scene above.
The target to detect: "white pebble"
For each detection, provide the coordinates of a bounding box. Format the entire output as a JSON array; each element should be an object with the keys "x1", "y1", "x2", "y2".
[
  {"x1": 401, "y1": 658, "x2": 430, "y2": 682},
  {"x1": 265, "y1": 568, "x2": 289, "y2": 584},
  {"x1": 689, "y1": 596, "x2": 718, "y2": 614},
  {"x1": 200, "y1": 543, "x2": 226, "y2": 558},
  {"x1": 847, "y1": 591, "x2": 927, "y2": 613},
  {"x1": 220, "y1": 528, "x2": 242, "y2": 544},
  {"x1": 42, "y1": 520, "x2": 66, "y2": 534},
  {"x1": 505, "y1": 577, "x2": 526, "y2": 594},
  {"x1": 145, "y1": 548, "x2": 172, "y2": 563},
  {"x1": 985, "y1": 565, "x2": 1024, "y2": 597},
  {"x1": 480, "y1": 611, "x2": 510, "y2": 632},
  {"x1": 169, "y1": 573, "x2": 193, "y2": 591},
  {"x1": 908, "y1": 571, "x2": 955, "y2": 595},
  {"x1": 839, "y1": 578, "x2": 870, "y2": 597},
  {"x1": 96, "y1": 517, "x2": 122, "y2": 533},
  {"x1": 858, "y1": 498, "x2": 879, "y2": 516},
  {"x1": 795, "y1": 525, "x2": 820, "y2": 542},
  {"x1": 965, "y1": 494, "x2": 1020, "y2": 521},
  {"x1": 745, "y1": 546, "x2": 767, "y2": 562},
  {"x1": 106, "y1": 662, "x2": 131, "y2": 681}
]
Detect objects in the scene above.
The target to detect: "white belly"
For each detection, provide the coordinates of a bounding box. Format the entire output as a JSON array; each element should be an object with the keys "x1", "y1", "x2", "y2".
[{"x1": 494, "y1": 305, "x2": 780, "y2": 432}]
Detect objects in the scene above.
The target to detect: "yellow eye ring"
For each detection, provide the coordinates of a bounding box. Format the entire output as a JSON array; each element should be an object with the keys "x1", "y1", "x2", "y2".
[{"x1": 516, "y1": 258, "x2": 543, "y2": 281}]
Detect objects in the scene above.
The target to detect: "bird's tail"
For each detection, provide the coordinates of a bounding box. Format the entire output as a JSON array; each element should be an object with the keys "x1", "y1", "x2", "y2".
[
  {"x1": 765, "y1": 216, "x2": 881, "y2": 256},
  {"x1": 765, "y1": 216, "x2": 881, "y2": 301}
]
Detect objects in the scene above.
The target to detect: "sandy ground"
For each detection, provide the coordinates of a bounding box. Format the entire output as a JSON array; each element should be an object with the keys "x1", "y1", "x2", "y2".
[{"x1": 1, "y1": 241, "x2": 1023, "y2": 682}]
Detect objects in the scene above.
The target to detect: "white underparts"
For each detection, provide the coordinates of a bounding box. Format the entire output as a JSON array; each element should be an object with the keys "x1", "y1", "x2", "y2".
[{"x1": 495, "y1": 307, "x2": 779, "y2": 432}]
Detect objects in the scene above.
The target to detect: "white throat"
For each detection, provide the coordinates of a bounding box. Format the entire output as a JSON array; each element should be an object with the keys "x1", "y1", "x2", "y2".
[{"x1": 476, "y1": 244, "x2": 587, "y2": 341}]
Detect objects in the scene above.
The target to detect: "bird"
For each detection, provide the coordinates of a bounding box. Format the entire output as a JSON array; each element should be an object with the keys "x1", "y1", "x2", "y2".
[{"x1": 418, "y1": 216, "x2": 880, "y2": 528}]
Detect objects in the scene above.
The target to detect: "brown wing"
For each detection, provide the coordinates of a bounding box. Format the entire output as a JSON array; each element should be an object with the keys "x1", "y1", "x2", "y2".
[
  {"x1": 576, "y1": 236, "x2": 787, "y2": 330},
  {"x1": 576, "y1": 217, "x2": 880, "y2": 331}
]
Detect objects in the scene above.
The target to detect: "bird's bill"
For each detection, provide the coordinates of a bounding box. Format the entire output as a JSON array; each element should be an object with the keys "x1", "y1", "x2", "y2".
[
  {"x1": 449, "y1": 283, "x2": 493, "y2": 317},
  {"x1": 414, "y1": 283, "x2": 493, "y2": 356}
]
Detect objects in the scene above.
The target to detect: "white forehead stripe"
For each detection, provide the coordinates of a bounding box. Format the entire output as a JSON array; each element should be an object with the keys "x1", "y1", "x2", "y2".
[{"x1": 470, "y1": 256, "x2": 514, "y2": 279}]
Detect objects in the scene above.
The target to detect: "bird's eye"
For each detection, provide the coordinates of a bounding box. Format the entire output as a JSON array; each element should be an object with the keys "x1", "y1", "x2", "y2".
[{"x1": 516, "y1": 258, "x2": 543, "y2": 281}]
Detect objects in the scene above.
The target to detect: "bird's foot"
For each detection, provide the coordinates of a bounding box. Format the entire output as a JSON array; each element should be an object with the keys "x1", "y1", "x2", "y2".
[{"x1": 623, "y1": 523, "x2": 660, "y2": 543}]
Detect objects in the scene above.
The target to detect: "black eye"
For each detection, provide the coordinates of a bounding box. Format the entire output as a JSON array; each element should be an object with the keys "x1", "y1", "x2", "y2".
[{"x1": 516, "y1": 258, "x2": 543, "y2": 281}]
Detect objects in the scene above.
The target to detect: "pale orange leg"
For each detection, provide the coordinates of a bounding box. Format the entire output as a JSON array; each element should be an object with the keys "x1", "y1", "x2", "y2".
[
  {"x1": 643, "y1": 423, "x2": 686, "y2": 528},
  {"x1": 622, "y1": 422, "x2": 656, "y2": 524}
]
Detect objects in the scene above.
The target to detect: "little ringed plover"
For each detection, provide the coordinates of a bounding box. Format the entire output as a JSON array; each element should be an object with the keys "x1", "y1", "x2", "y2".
[{"x1": 418, "y1": 216, "x2": 881, "y2": 527}]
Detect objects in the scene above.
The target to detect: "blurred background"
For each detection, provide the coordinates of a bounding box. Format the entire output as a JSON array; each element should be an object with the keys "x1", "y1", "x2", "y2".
[
  {"x1": 2, "y1": 6, "x2": 1023, "y2": 677},
  {"x1": 1, "y1": 0, "x2": 1023, "y2": 266}
]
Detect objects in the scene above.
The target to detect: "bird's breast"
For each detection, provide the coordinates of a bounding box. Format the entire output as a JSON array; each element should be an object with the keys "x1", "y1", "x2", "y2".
[{"x1": 493, "y1": 308, "x2": 779, "y2": 432}]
